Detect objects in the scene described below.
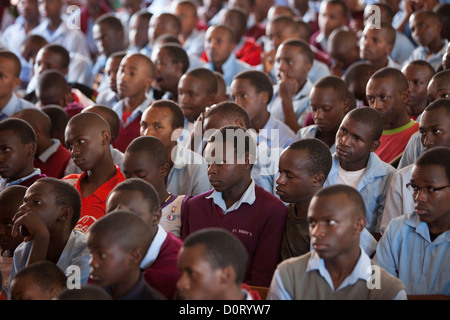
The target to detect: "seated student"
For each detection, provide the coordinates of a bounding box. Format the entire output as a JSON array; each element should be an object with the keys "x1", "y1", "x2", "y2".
[
  {"x1": 344, "y1": 61, "x2": 377, "y2": 108},
  {"x1": 35, "y1": 70, "x2": 87, "y2": 119},
  {"x1": 0, "y1": 118, "x2": 46, "y2": 191},
  {"x1": 87, "y1": 210, "x2": 166, "y2": 300},
  {"x1": 182, "y1": 125, "x2": 288, "y2": 287},
  {"x1": 96, "y1": 52, "x2": 126, "y2": 108},
  {"x1": 310, "y1": 0, "x2": 349, "y2": 60},
  {"x1": 55, "y1": 284, "x2": 112, "y2": 300},
  {"x1": 112, "y1": 53, "x2": 154, "y2": 153},
  {"x1": 146, "y1": 12, "x2": 183, "y2": 57},
  {"x1": 268, "y1": 184, "x2": 407, "y2": 300},
  {"x1": 177, "y1": 227, "x2": 260, "y2": 300},
  {"x1": 127, "y1": 9, "x2": 152, "y2": 55},
  {"x1": 172, "y1": 0, "x2": 206, "y2": 59},
  {"x1": 297, "y1": 76, "x2": 351, "y2": 153},
  {"x1": 363, "y1": 3, "x2": 416, "y2": 66},
  {"x1": 381, "y1": 99, "x2": 450, "y2": 234},
  {"x1": 217, "y1": 8, "x2": 262, "y2": 67},
  {"x1": 10, "y1": 177, "x2": 91, "y2": 285},
  {"x1": 203, "y1": 24, "x2": 252, "y2": 87},
  {"x1": 277, "y1": 139, "x2": 333, "y2": 260},
  {"x1": 406, "y1": 10, "x2": 448, "y2": 71},
  {"x1": 139, "y1": 100, "x2": 211, "y2": 196},
  {"x1": 374, "y1": 147, "x2": 450, "y2": 296},
  {"x1": 230, "y1": 70, "x2": 297, "y2": 150},
  {"x1": 402, "y1": 60, "x2": 436, "y2": 121},
  {"x1": 360, "y1": 22, "x2": 400, "y2": 72},
  {"x1": 366, "y1": 67, "x2": 420, "y2": 165},
  {"x1": 11, "y1": 108, "x2": 70, "y2": 179},
  {"x1": 397, "y1": 69, "x2": 450, "y2": 169},
  {"x1": 106, "y1": 178, "x2": 183, "y2": 299},
  {"x1": 63, "y1": 112, "x2": 125, "y2": 233},
  {"x1": 324, "y1": 107, "x2": 395, "y2": 236},
  {"x1": 24, "y1": 43, "x2": 95, "y2": 99},
  {"x1": 92, "y1": 14, "x2": 127, "y2": 92},
  {"x1": 0, "y1": 51, "x2": 36, "y2": 122},
  {"x1": 177, "y1": 67, "x2": 218, "y2": 133},
  {"x1": 0, "y1": 185, "x2": 27, "y2": 294},
  {"x1": 9, "y1": 260, "x2": 67, "y2": 300},
  {"x1": 152, "y1": 43, "x2": 190, "y2": 102},
  {"x1": 65, "y1": 105, "x2": 124, "y2": 175},
  {"x1": 200, "y1": 101, "x2": 283, "y2": 198},
  {"x1": 41, "y1": 105, "x2": 68, "y2": 146},
  {"x1": 31, "y1": 0, "x2": 90, "y2": 60},
  {"x1": 327, "y1": 28, "x2": 361, "y2": 77},
  {"x1": 268, "y1": 38, "x2": 313, "y2": 133}
]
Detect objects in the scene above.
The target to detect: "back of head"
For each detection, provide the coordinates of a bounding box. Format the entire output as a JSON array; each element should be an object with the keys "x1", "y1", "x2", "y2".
[
  {"x1": 89, "y1": 210, "x2": 152, "y2": 256},
  {"x1": 126, "y1": 135, "x2": 169, "y2": 169},
  {"x1": 109, "y1": 177, "x2": 160, "y2": 214},
  {"x1": 414, "y1": 146, "x2": 450, "y2": 183},
  {"x1": 234, "y1": 70, "x2": 274, "y2": 102},
  {"x1": 56, "y1": 284, "x2": 112, "y2": 300},
  {"x1": 67, "y1": 112, "x2": 111, "y2": 137},
  {"x1": 288, "y1": 138, "x2": 333, "y2": 179},
  {"x1": 41, "y1": 105, "x2": 69, "y2": 143},
  {"x1": 11, "y1": 108, "x2": 52, "y2": 139},
  {"x1": 183, "y1": 228, "x2": 248, "y2": 284},
  {"x1": 13, "y1": 260, "x2": 67, "y2": 292},
  {"x1": 184, "y1": 67, "x2": 218, "y2": 95},
  {"x1": 369, "y1": 67, "x2": 409, "y2": 92},
  {"x1": 82, "y1": 105, "x2": 120, "y2": 142},
  {"x1": 344, "y1": 61, "x2": 377, "y2": 85},
  {"x1": 0, "y1": 50, "x2": 21, "y2": 78},
  {"x1": 205, "y1": 101, "x2": 250, "y2": 129},
  {"x1": 345, "y1": 107, "x2": 384, "y2": 141},
  {"x1": 0, "y1": 117, "x2": 36, "y2": 146},
  {"x1": 314, "y1": 184, "x2": 366, "y2": 219},
  {"x1": 0, "y1": 185, "x2": 27, "y2": 207},
  {"x1": 36, "y1": 177, "x2": 81, "y2": 229},
  {"x1": 149, "y1": 99, "x2": 185, "y2": 130},
  {"x1": 36, "y1": 70, "x2": 69, "y2": 106}
]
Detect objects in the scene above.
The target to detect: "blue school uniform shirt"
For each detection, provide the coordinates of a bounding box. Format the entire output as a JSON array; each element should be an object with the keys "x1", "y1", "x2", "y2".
[
  {"x1": 374, "y1": 212, "x2": 450, "y2": 295},
  {"x1": 324, "y1": 152, "x2": 396, "y2": 233},
  {"x1": 258, "y1": 114, "x2": 297, "y2": 149},
  {"x1": 398, "y1": 131, "x2": 423, "y2": 169},
  {"x1": 297, "y1": 124, "x2": 336, "y2": 154},
  {"x1": 0, "y1": 93, "x2": 37, "y2": 122},
  {"x1": 205, "y1": 52, "x2": 252, "y2": 87},
  {"x1": 404, "y1": 39, "x2": 449, "y2": 71}
]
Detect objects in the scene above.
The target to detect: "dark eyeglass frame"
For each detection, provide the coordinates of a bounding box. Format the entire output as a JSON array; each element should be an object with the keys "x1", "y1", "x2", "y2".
[{"x1": 406, "y1": 183, "x2": 450, "y2": 194}]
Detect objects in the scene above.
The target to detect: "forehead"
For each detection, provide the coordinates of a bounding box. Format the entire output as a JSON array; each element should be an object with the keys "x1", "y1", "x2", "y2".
[
  {"x1": 420, "y1": 108, "x2": 450, "y2": 126},
  {"x1": 340, "y1": 115, "x2": 375, "y2": 139},
  {"x1": 411, "y1": 164, "x2": 447, "y2": 183},
  {"x1": 308, "y1": 194, "x2": 352, "y2": 218},
  {"x1": 203, "y1": 114, "x2": 231, "y2": 131},
  {"x1": 178, "y1": 75, "x2": 204, "y2": 90},
  {"x1": 310, "y1": 86, "x2": 339, "y2": 103},
  {"x1": 403, "y1": 64, "x2": 431, "y2": 77},
  {"x1": 0, "y1": 57, "x2": 17, "y2": 72},
  {"x1": 142, "y1": 106, "x2": 173, "y2": 122},
  {"x1": 208, "y1": 27, "x2": 232, "y2": 39},
  {"x1": 363, "y1": 27, "x2": 386, "y2": 39},
  {"x1": 0, "y1": 129, "x2": 23, "y2": 144},
  {"x1": 277, "y1": 44, "x2": 302, "y2": 57},
  {"x1": 367, "y1": 77, "x2": 398, "y2": 92},
  {"x1": 26, "y1": 181, "x2": 52, "y2": 197},
  {"x1": 280, "y1": 148, "x2": 310, "y2": 169},
  {"x1": 230, "y1": 78, "x2": 256, "y2": 92}
]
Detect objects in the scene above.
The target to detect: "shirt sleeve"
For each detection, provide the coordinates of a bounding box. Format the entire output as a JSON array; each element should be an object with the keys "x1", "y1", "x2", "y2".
[{"x1": 267, "y1": 269, "x2": 292, "y2": 300}]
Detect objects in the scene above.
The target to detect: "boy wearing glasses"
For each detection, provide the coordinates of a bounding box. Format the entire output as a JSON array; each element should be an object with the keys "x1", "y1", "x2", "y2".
[{"x1": 374, "y1": 146, "x2": 450, "y2": 297}]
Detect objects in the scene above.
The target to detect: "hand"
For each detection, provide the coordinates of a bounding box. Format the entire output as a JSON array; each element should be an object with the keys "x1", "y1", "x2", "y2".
[
  {"x1": 329, "y1": 60, "x2": 344, "y2": 77},
  {"x1": 262, "y1": 50, "x2": 276, "y2": 74},
  {"x1": 278, "y1": 76, "x2": 299, "y2": 101},
  {"x1": 12, "y1": 207, "x2": 50, "y2": 243},
  {"x1": 404, "y1": 0, "x2": 415, "y2": 16}
]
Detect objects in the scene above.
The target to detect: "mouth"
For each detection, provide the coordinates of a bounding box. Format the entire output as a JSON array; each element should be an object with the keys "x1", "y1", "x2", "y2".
[
  {"x1": 336, "y1": 146, "x2": 351, "y2": 158},
  {"x1": 312, "y1": 242, "x2": 328, "y2": 251},
  {"x1": 415, "y1": 206, "x2": 430, "y2": 217}
]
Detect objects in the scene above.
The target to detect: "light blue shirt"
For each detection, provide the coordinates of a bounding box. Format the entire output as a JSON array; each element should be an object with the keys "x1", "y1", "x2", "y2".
[
  {"x1": 398, "y1": 131, "x2": 423, "y2": 169},
  {"x1": 112, "y1": 96, "x2": 153, "y2": 127},
  {"x1": 268, "y1": 79, "x2": 313, "y2": 127},
  {"x1": 206, "y1": 179, "x2": 256, "y2": 214},
  {"x1": 297, "y1": 124, "x2": 336, "y2": 154},
  {"x1": 374, "y1": 212, "x2": 450, "y2": 295},
  {"x1": 324, "y1": 152, "x2": 396, "y2": 233},
  {"x1": 183, "y1": 29, "x2": 205, "y2": 58},
  {"x1": 259, "y1": 114, "x2": 297, "y2": 149},
  {"x1": 391, "y1": 30, "x2": 416, "y2": 65},
  {"x1": 205, "y1": 52, "x2": 252, "y2": 87},
  {"x1": 268, "y1": 247, "x2": 407, "y2": 300},
  {"x1": 0, "y1": 93, "x2": 37, "y2": 122},
  {"x1": 404, "y1": 39, "x2": 449, "y2": 71},
  {"x1": 140, "y1": 225, "x2": 168, "y2": 269}
]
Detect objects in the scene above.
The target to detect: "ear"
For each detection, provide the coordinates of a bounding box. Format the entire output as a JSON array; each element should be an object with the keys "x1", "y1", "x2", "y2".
[
  {"x1": 130, "y1": 247, "x2": 145, "y2": 264},
  {"x1": 235, "y1": 118, "x2": 247, "y2": 129},
  {"x1": 219, "y1": 265, "x2": 236, "y2": 286},
  {"x1": 14, "y1": 77, "x2": 21, "y2": 89},
  {"x1": 101, "y1": 129, "x2": 112, "y2": 145},
  {"x1": 401, "y1": 88, "x2": 410, "y2": 104},
  {"x1": 171, "y1": 127, "x2": 183, "y2": 141},
  {"x1": 354, "y1": 215, "x2": 366, "y2": 234},
  {"x1": 26, "y1": 141, "x2": 36, "y2": 158},
  {"x1": 342, "y1": 98, "x2": 351, "y2": 114},
  {"x1": 160, "y1": 162, "x2": 170, "y2": 179},
  {"x1": 258, "y1": 91, "x2": 270, "y2": 105},
  {"x1": 244, "y1": 151, "x2": 254, "y2": 170},
  {"x1": 57, "y1": 206, "x2": 73, "y2": 224},
  {"x1": 151, "y1": 208, "x2": 162, "y2": 227},
  {"x1": 312, "y1": 173, "x2": 326, "y2": 187},
  {"x1": 369, "y1": 139, "x2": 380, "y2": 152}
]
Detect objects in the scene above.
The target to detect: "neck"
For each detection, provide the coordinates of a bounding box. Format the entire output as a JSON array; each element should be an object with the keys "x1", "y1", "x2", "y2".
[
  {"x1": 294, "y1": 197, "x2": 313, "y2": 219},
  {"x1": 110, "y1": 268, "x2": 141, "y2": 299},
  {"x1": 159, "y1": 188, "x2": 171, "y2": 207},
  {"x1": 85, "y1": 157, "x2": 116, "y2": 185},
  {"x1": 368, "y1": 57, "x2": 389, "y2": 71},
  {"x1": 213, "y1": 61, "x2": 225, "y2": 74},
  {"x1": 339, "y1": 154, "x2": 369, "y2": 172},
  {"x1": 124, "y1": 93, "x2": 147, "y2": 113},
  {"x1": 316, "y1": 127, "x2": 338, "y2": 149},
  {"x1": 251, "y1": 110, "x2": 270, "y2": 132},
  {"x1": 48, "y1": 16, "x2": 62, "y2": 30},
  {"x1": 10, "y1": 164, "x2": 35, "y2": 182},
  {"x1": 324, "y1": 246, "x2": 361, "y2": 290},
  {"x1": 46, "y1": 229, "x2": 71, "y2": 264},
  {"x1": 427, "y1": 39, "x2": 444, "y2": 54},
  {"x1": 220, "y1": 286, "x2": 246, "y2": 300},
  {"x1": 427, "y1": 212, "x2": 450, "y2": 236},
  {"x1": 384, "y1": 113, "x2": 411, "y2": 130},
  {"x1": 0, "y1": 91, "x2": 13, "y2": 110},
  {"x1": 24, "y1": 17, "x2": 39, "y2": 33},
  {"x1": 222, "y1": 177, "x2": 252, "y2": 209}
]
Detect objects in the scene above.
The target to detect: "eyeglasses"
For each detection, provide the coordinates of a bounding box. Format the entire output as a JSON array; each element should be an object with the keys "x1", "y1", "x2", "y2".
[{"x1": 406, "y1": 183, "x2": 450, "y2": 194}]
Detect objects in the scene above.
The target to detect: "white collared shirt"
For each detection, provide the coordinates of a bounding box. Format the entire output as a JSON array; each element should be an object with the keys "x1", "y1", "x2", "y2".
[
  {"x1": 205, "y1": 179, "x2": 256, "y2": 214},
  {"x1": 140, "y1": 226, "x2": 168, "y2": 269},
  {"x1": 38, "y1": 139, "x2": 61, "y2": 163}
]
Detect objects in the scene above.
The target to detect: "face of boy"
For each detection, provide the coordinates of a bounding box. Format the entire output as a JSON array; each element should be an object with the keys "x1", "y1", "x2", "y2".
[
  {"x1": 153, "y1": 48, "x2": 181, "y2": 93},
  {"x1": 176, "y1": 244, "x2": 226, "y2": 300},
  {"x1": 10, "y1": 274, "x2": 58, "y2": 300},
  {"x1": 366, "y1": 77, "x2": 409, "y2": 129},
  {"x1": 0, "y1": 130, "x2": 34, "y2": 181},
  {"x1": 105, "y1": 57, "x2": 122, "y2": 93},
  {"x1": 205, "y1": 27, "x2": 235, "y2": 64},
  {"x1": 34, "y1": 49, "x2": 66, "y2": 77},
  {"x1": 335, "y1": 115, "x2": 378, "y2": 171},
  {"x1": 410, "y1": 164, "x2": 450, "y2": 226},
  {"x1": 117, "y1": 55, "x2": 152, "y2": 99},
  {"x1": 140, "y1": 106, "x2": 176, "y2": 149},
  {"x1": 122, "y1": 151, "x2": 163, "y2": 191},
  {"x1": 39, "y1": 0, "x2": 62, "y2": 19},
  {"x1": 230, "y1": 78, "x2": 267, "y2": 122},
  {"x1": 0, "y1": 57, "x2": 20, "y2": 101},
  {"x1": 427, "y1": 79, "x2": 450, "y2": 103},
  {"x1": 410, "y1": 14, "x2": 441, "y2": 48},
  {"x1": 307, "y1": 194, "x2": 364, "y2": 260},
  {"x1": 276, "y1": 148, "x2": 318, "y2": 203},
  {"x1": 275, "y1": 44, "x2": 310, "y2": 87},
  {"x1": 402, "y1": 64, "x2": 431, "y2": 116},
  {"x1": 419, "y1": 108, "x2": 450, "y2": 150},
  {"x1": 318, "y1": 3, "x2": 346, "y2": 37},
  {"x1": 178, "y1": 75, "x2": 214, "y2": 123},
  {"x1": 106, "y1": 189, "x2": 154, "y2": 227},
  {"x1": 360, "y1": 28, "x2": 392, "y2": 63},
  {"x1": 0, "y1": 199, "x2": 24, "y2": 252},
  {"x1": 174, "y1": 3, "x2": 197, "y2": 36},
  {"x1": 310, "y1": 86, "x2": 348, "y2": 134}
]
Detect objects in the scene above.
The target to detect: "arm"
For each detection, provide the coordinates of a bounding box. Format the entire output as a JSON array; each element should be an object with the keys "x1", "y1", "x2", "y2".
[{"x1": 278, "y1": 78, "x2": 302, "y2": 133}]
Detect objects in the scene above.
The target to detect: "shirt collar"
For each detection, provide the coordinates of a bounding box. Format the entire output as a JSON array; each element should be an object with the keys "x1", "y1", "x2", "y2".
[
  {"x1": 140, "y1": 225, "x2": 168, "y2": 269},
  {"x1": 5, "y1": 168, "x2": 42, "y2": 187},
  {"x1": 306, "y1": 247, "x2": 372, "y2": 292},
  {"x1": 0, "y1": 93, "x2": 18, "y2": 118},
  {"x1": 205, "y1": 179, "x2": 256, "y2": 214},
  {"x1": 38, "y1": 139, "x2": 61, "y2": 163}
]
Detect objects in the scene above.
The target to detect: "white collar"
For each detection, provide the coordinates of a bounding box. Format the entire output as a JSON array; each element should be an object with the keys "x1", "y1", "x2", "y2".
[{"x1": 205, "y1": 179, "x2": 256, "y2": 214}]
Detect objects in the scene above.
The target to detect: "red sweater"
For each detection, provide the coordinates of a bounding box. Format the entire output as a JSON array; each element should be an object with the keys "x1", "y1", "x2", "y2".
[
  {"x1": 34, "y1": 143, "x2": 71, "y2": 179},
  {"x1": 182, "y1": 185, "x2": 288, "y2": 287},
  {"x1": 113, "y1": 115, "x2": 141, "y2": 153},
  {"x1": 142, "y1": 231, "x2": 183, "y2": 300}
]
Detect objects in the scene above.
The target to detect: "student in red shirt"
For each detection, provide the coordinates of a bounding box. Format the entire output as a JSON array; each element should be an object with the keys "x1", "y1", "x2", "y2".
[{"x1": 63, "y1": 112, "x2": 125, "y2": 233}]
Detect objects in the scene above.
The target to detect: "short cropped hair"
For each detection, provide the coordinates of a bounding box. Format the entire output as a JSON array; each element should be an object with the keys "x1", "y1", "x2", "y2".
[
  {"x1": 0, "y1": 50, "x2": 21, "y2": 77},
  {"x1": 414, "y1": 146, "x2": 450, "y2": 183},
  {"x1": 94, "y1": 13, "x2": 124, "y2": 33},
  {"x1": 403, "y1": 59, "x2": 436, "y2": 78},
  {"x1": 370, "y1": 67, "x2": 409, "y2": 93},
  {"x1": 149, "y1": 99, "x2": 185, "y2": 129},
  {"x1": 183, "y1": 228, "x2": 248, "y2": 284},
  {"x1": 184, "y1": 67, "x2": 218, "y2": 95},
  {"x1": 158, "y1": 44, "x2": 190, "y2": 73},
  {"x1": 280, "y1": 38, "x2": 314, "y2": 65},
  {"x1": 314, "y1": 184, "x2": 366, "y2": 219},
  {"x1": 345, "y1": 107, "x2": 384, "y2": 141},
  {"x1": 205, "y1": 101, "x2": 250, "y2": 129},
  {"x1": 313, "y1": 75, "x2": 349, "y2": 101},
  {"x1": 423, "y1": 98, "x2": 450, "y2": 117},
  {"x1": 13, "y1": 261, "x2": 67, "y2": 291},
  {"x1": 288, "y1": 138, "x2": 332, "y2": 179},
  {"x1": 234, "y1": 70, "x2": 274, "y2": 102},
  {"x1": 41, "y1": 44, "x2": 71, "y2": 69},
  {"x1": 109, "y1": 177, "x2": 160, "y2": 213},
  {"x1": 0, "y1": 118, "x2": 36, "y2": 145},
  {"x1": 207, "y1": 125, "x2": 257, "y2": 162},
  {"x1": 36, "y1": 177, "x2": 82, "y2": 229},
  {"x1": 125, "y1": 135, "x2": 169, "y2": 169}
]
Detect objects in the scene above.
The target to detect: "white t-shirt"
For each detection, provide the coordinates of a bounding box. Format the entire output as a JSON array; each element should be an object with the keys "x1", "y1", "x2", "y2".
[{"x1": 337, "y1": 163, "x2": 366, "y2": 188}]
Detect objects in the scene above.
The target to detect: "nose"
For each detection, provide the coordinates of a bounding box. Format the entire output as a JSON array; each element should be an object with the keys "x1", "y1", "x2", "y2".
[
  {"x1": 313, "y1": 108, "x2": 324, "y2": 120},
  {"x1": 310, "y1": 222, "x2": 325, "y2": 239},
  {"x1": 421, "y1": 132, "x2": 434, "y2": 149},
  {"x1": 276, "y1": 172, "x2": 286, "y2": 186},
  {"x1": 176, "y1": 273, "x2": 189, "y2": 292}
]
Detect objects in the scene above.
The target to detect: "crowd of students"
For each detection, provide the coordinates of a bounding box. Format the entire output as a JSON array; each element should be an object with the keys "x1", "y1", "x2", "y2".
[{"x1": 0, "y1": 0, "x2": 449, "y2": 300}]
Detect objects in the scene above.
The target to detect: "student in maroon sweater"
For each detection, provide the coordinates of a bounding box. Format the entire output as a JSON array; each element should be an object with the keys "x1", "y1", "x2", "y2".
[
  {"x1": 182, "y1": 125, "x2": 288, "y2": 287},
  {"x1": 106, "y1": 178, "x2": 183, "y2": 300}
]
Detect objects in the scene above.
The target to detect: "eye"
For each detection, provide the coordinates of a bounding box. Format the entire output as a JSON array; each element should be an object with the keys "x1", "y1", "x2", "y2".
[
  {"x1": 432, "y1": 128, "x2": 442, "y2": 135},
  {"x1": 327, "y1": 219, "x2": 337, "y2": 226}
]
